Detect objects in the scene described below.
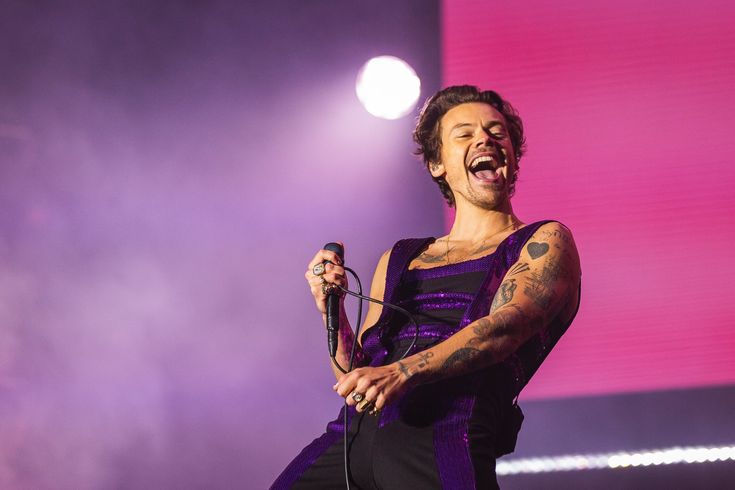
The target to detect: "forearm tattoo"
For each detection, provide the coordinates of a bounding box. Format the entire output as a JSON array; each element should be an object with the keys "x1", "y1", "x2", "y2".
[
  {"x1": 438, "y1": 347, "x2": 487, "y2": 375},
  {"x1": 397, "y1": 361, "x2": 411, "y2": 379},
  {"x1": 417, "y1": 351, "x2": 434, "y2": 368},
  {"x1": 400, "y1": 304, "x2": 534, "y2": 382}
]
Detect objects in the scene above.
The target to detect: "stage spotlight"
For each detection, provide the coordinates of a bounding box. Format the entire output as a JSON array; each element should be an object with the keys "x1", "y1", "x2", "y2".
[{"x1": 355, "y1": 56, "x2": 421, "y2": 120}]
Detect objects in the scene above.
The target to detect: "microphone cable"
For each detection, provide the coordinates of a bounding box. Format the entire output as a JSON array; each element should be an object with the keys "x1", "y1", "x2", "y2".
[{"x1": 328, "y1": 266, "x2": 421, "y2": 490}]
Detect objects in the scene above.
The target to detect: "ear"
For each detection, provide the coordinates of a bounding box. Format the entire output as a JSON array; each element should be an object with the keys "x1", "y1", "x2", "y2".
[{"x1": 429, "y1": 160, "x2": 445, "y2": 178}]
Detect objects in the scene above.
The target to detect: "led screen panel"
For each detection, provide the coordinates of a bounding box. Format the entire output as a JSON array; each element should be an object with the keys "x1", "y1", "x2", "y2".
[{"x1": 443, "y1": 0, "x2": 735, "y2": 398}]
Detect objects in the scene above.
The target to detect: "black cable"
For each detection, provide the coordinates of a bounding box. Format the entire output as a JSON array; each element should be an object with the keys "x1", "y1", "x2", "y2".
[
  {"x1": 339, "y1": 284, "x2": 421, "y2": 363},
  {"x1": 330, "y1": 280, "x2": 420, "y2": 372},
  {"x1": 329, "y1": 270, "x2": 362, "y2": 375},
  {"x1": 327, "y1": 266, "x2": 421, "y2": 490},
  {"x1": 341, "y1": 268, "x2": 363, "y2": 490}
]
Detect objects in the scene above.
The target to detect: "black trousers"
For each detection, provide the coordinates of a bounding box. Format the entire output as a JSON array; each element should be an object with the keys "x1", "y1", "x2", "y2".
[{"x1": 290, "y1": 409, "x2": 499, "y2": 490}]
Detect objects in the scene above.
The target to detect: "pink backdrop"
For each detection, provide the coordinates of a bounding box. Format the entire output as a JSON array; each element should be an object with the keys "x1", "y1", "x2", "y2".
[{"x1": 443, "y1": 0, "x2": 735, "y2": 398}]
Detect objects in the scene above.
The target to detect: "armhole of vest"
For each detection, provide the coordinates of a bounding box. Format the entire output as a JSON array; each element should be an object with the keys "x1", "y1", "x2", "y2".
[{"x1": 377, "y1": 237, "x2": 434, "y2": 319}]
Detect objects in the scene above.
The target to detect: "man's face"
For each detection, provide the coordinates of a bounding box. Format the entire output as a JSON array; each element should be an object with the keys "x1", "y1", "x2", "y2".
[{"x1": 431, "y1": 102, "x2": 517, "y2": 210}]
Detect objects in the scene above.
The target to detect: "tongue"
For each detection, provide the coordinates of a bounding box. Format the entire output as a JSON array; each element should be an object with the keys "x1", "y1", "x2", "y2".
[{"x1": 474, "y1": 169, "x2": 498, "y2": 181}]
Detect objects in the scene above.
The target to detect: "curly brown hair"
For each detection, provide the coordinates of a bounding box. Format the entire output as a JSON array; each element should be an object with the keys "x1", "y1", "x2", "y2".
[{"x1": 413, "y1": 85, "x2": 526, "y2": 207}]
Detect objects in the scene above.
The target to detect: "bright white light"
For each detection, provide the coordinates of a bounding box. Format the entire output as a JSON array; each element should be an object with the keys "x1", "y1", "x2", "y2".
[
  {"x1": 495, "y1": 444, "x2": 735, "y2": 475},
  {"x1": 355, "y1": 56, "x2": 421, "y2": 120}
]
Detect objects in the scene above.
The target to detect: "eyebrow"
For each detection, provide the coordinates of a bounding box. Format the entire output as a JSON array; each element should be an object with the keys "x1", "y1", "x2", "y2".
[{"x1": 449, "y1": 120, "x2": 504, "y2": 133}]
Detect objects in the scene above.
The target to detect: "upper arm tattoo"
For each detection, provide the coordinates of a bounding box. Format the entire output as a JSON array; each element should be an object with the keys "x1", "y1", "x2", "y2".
[
  {"x1": 507, "y1": 262, "x2": 530, "y2": 276},
  {"x1": 526, "y1": 241, "x2": 550, "y2": 260},
  {"x1": 523, "y1": 257, "x2": 558, "y2": 310},
  {"x1": 522, "y1": 227, "x2": 575, "y2": 311},
  {"x1": 491, "y1": 278, "x2": 517, "y2": 311},
  {"x1": 540, "y1": 228, "x2": 573, "y2": 246}
]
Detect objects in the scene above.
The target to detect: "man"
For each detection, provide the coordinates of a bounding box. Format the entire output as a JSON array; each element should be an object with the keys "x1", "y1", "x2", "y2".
[{"x1": 273, "y1": 85, "x2": 581, "y2": 489}]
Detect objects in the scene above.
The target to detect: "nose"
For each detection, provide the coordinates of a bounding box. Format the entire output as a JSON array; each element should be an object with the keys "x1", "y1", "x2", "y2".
[{"x1": 474, "y1": 129, "x2": 499, "y2": 150}]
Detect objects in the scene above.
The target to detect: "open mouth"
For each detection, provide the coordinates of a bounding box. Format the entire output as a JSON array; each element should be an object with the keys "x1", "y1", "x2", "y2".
[{"x1": 468, "y1": 154, "x2": 504, "y2": 183}]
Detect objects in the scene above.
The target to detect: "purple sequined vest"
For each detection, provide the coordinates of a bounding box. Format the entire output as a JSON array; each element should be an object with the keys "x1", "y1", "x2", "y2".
[{"x1": 272, "y1": 220, "x2": 578, "y2": 490}]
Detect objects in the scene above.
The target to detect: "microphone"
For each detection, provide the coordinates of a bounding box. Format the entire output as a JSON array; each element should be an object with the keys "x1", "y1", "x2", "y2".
[{"x1": 323, "y1": 242, "x2": 344, "y2": 358}]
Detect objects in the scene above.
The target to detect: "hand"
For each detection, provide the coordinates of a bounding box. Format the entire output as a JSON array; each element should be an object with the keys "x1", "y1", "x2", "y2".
[
  {"x1": 305, "y1": 245, "x2": 347, "y2": 315},
  {"x1": 333, "y1": 363, "x2": 410, "y2": 413}
]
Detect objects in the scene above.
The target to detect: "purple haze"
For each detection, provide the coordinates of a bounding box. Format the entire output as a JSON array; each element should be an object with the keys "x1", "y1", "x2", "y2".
[{"x1": 0, "y1": 1, "x2": 440, "y2": 488}]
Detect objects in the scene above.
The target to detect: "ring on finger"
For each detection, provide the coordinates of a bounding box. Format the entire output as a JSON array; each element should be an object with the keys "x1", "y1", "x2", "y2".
[
  {"x1": 322, "y1": 282, "x2": 338, "y2": 295},
  {"x1": 357, "y1": 398, "x2": 375, "y2": 412},
  {"x1": 351, "y1": 391, "x2": 365, "y2": 403},
  {"x1": 312, "y1": 263, "x2": 326, "y2": 276}
]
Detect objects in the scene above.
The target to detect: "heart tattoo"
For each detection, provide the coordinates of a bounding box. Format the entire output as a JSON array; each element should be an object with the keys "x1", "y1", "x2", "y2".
[{"x1": 527, "y1": 242, "x2": 549, "y2": 259}]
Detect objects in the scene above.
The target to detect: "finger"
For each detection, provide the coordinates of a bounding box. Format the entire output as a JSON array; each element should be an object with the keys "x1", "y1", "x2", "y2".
[
  {"x1": 307, "y1": 249, "x2": 343, "y2": 271},
  {"x1": 322, "y1": 270, "x2": 344, "y2": 281},
  {"x1": 306, "y1": 263, "x2": 324, "y2": 278},
  {"x1": 345, "y1": 394, "x2": 355, "y2": 407},
  {"x1": 322, "y1": 247, "x2": 344, "y2": 265},
  {"x1": 356, "y1": 398, "x2": 374, "y2": 413},
  {"x1": 307, "y1": 274, "x2": 326, "y2": 287},
  {"x1": 363, "y1": 385, "x2": 380, "y2": 404},
  {"x1": 307, "y1": 277, "x2": 327, "y2": 298},
  {"x1": 322, "y1": 272, "x2": 346, "y2": 287},
  {"x1": 335, "y1": 372, "x2": 359, "y2": 397},
  {"x1": 345, "y1": 390, "x2": 363, "y2": 407},
  {"x1": 345, "y1": 377, "x2": 374, "y2": 408},
  {"x1": 319, "y1": 250, "x2": 344, "y2": 267},
  {"x1": 305, "y1": 266, "x2": 325, "y2": 281},
  {"x1": 353, "y1": 377, "x2": 373, "y2": 395},
  {"x1": 324, "y1": 266, "x2": 348, "y2": 291},
  {"x1": 325, "y1": 263, "x2": 345, "y2": 275},
  {"x1": 373, "y1": 393, "x2": 386, "y2": 411}
]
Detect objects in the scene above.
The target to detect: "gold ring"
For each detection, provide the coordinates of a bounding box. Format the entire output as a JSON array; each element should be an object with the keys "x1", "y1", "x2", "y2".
[{"x1": 357, "y1": 398, "x2": 375, "y2": 413}]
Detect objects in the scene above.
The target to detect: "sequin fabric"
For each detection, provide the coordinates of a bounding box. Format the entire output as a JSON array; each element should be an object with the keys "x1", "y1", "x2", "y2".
[{"x1": 272, "y1": 220, "x2": 580, "y2": 490}]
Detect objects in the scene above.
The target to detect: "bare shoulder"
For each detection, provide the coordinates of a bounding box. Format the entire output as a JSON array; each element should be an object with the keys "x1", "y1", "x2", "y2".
[
  {"x1": 377, "y1": 247, "x2": 392, "y2": 266},
  {"x1": 532, "y1": 221, "x2": 577, "y2": 248},
  {"x1": 372, "y1": 248, "x2": 392, "y2": 284},
  {"x1": 518, "y1": 221, "x2": 581, "y2": 313},
  {"x1": 523, "y1": 222, "x2": 579, "y2": 267},
  {"x1": 358, "y1": 248, "x2": 392, "y2": 342}
]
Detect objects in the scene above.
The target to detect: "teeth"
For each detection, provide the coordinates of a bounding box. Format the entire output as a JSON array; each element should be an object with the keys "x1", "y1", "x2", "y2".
[{"x1": 470, "y1": 155, "x2": 495, "y2": 170}]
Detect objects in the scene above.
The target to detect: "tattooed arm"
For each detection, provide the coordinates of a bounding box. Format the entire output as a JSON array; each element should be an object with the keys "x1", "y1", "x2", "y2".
[
  {"x1": 398, "y1": 222, "x2": 580, "y2": 384},
  {"x1": 333, "y1": 222, "x2": 581, "y2": 411}
]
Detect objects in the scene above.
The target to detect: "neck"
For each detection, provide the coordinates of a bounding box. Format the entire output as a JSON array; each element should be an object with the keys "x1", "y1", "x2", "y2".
[{"x1": 446, "y1": 198, "x2": 518, "y2": 242}]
